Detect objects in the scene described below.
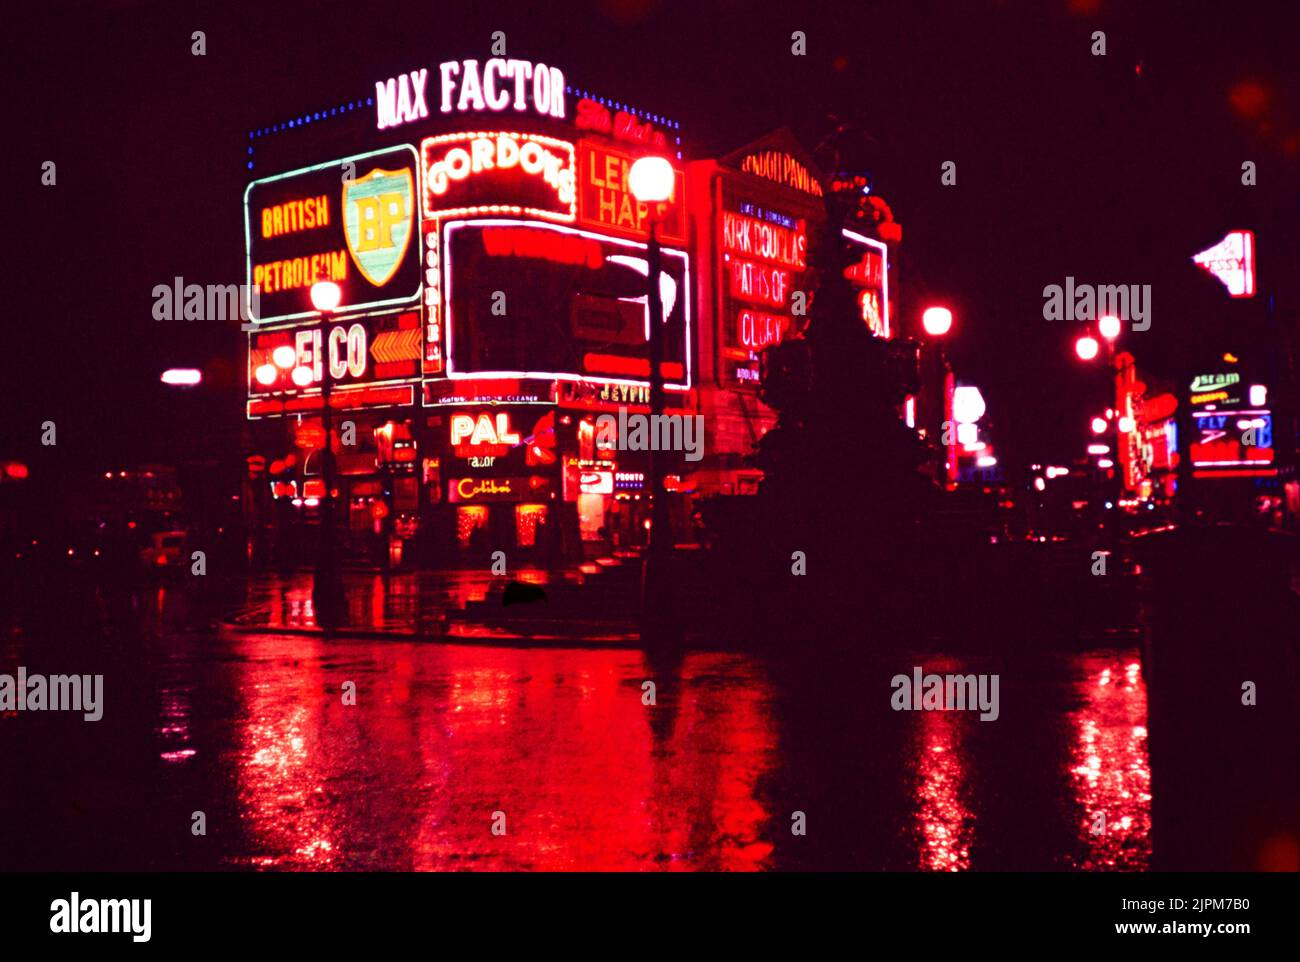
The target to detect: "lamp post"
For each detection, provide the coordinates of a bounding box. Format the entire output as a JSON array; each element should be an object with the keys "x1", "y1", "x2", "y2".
[
  {"x1": 921, "y1": 306, "x2": 954, "y2": 483},
  {"x1": 627, "y1": 156, "x2": 676, "y2": 641},
  {"x1": 308, "y1": 280, "x2": 344, "y2": 628}
]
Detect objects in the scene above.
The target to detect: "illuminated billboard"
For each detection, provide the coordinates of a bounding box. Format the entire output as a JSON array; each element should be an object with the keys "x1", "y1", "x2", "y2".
[
  {"x1": 247, "y1": 309, "x2": 421, "y2": 418},
  {"x1": 842, "y1": 228, "x2": 891, "y2": 340},
  {"x1": 244, "y1": 145, "x2": 421, "y2": 324},
  {"x1": 1191, "y1": 410, "x2": 1275, "y2": 475},
  {"x1": 421, "y1": 131, "x2": 576, "y2": 223},
  {"x1": 438, "y1": 219, "x2": 691, "y2": 390},
  {"x1": 719, "y1": 202, "x2": 810, "y2": 388},
  {"x1": 577, "y1": 139, "x2": 685, "y2": 243}
]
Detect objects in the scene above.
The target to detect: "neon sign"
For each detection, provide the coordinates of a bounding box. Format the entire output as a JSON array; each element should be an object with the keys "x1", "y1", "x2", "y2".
[
  {"x1": 248, "y1": 311, "x2": 421, "y2": 397},
  {"x1": 843, "y1": 228, "x2": 891, "y2": 339},
  {"x1": 375, "y1": 59, "x2": 566, "y2": 129},
  {"x1": 721, "y1": 211, "x2": 807, "y2": 269},
  {"x1": 244, "y1": 146, "x2": 421, "y2": 324},
  {"x1": 450, "y1": 412, "x2": 521, "y2": 447},
  {"x1": 1192, "y1": 230, "x2": 1255, "y2": 298},
  {"x1": 574, "y1": 99, "x2": 669, "y2": 148},
  {"x1": 451, "y1": 477, "x2": 515, "y2": 501},
  {"x1": 440, "y1": 219, "x2": 692, "y2": 391},
  {"x1": 421, "y1": 131, "x2": 576, "y2": 222},
  {"x1": 739, "y1": 149, "x2": 823, "y2": 196},
  {"x1": 578, "y1": 140, "x2": 685, "y2": 243}
]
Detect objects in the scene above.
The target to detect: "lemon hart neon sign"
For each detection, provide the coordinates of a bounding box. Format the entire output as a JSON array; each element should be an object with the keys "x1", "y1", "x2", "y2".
[{"x1": 375, "y1": 58, "x2": 567, "y2": 130}]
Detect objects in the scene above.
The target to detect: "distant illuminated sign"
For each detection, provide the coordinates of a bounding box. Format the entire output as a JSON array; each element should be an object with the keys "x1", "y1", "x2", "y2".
[
  {"x1": 1192, "y1": 230, "x2": 1255, "y2": 298},
  {"x1": 1189, "y1": 372, "x2": 1242, "y2": 407},
  {"x1": 720, "y1": 203, "x2": 810, "y2": 387},
  {"x1": 843, "y1": 229, "x2": 890, "y2": 339},
  {"x1": 578, "y1": 140, "x2": 685, "y2": 243},
  {"x1": 449, "y1": 412, "x2": 521, "y2": 455},
  {"x1": 244, "y1": 146, "x2": 421, "y2": 324},
  {"x1": 1191, "y1": 410, "x2": 1274, "y2": 471},
  {"x1": 421, "y1": 131, "x2": 576, "y2": 222},
  {"x1": 448, "y1": 475, "x2": 552, "y2": 502},
  {"x1": 574, "y1": 99, "x2": 669, "y2": 148},
  {"x1": 740, "y1": 149, "x2": 824, "y2": 196}
]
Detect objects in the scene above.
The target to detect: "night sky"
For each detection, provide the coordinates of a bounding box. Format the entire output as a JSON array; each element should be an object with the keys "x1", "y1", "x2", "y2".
[{"x1": 10, "y1": 0, "x2": 1298, "y2": 475}]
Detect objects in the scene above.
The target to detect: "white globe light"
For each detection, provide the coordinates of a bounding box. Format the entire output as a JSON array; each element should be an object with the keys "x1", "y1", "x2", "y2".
[
  {"x1": 1118, "y1": 416, "x2": 1136, "y2": 433},
  {"x1": 1090, "y1": 416, "x2": 1108, "y2": 434},
  {"x1": 291, "y1": 366, "x2": 314, "y2": 387},
  {"x1": 952, "y1": 385, "x2": 986, "y2": 424},
  {"x1": 1075, "y1": 335, "x2": 1100, "y2": 361},
  {"x1": 311, "y1": 280, "x2": 342, "y2": 313},
  {"x1": 272, "y1": 345, "x2": 297, "y2": 370},
  {"x1": 254, "y1": 364, "x2": 278, "y2": 386},
  {"x1": 627, "y1": 156, "x2": 674, "y2": 203},
  {"x1": 1099, "y1": 314, "x2": 1122, "y2": 339},
  {"x1": 922, "y1": 306, "x2": 953, "y2": 336}
]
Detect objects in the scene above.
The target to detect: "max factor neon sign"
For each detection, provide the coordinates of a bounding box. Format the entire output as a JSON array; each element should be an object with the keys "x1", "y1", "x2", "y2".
[{"x1": 376, "y1": 58, "x2": 566, "y2": 130}]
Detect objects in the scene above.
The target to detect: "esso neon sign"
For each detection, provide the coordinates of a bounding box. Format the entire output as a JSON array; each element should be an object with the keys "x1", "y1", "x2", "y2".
[
  {"x1": 291, "y1": 323, "x2": 368, "y2": 383},
  {"x1": 449, "y1": 412, "x2": 521, "y2": 447}
]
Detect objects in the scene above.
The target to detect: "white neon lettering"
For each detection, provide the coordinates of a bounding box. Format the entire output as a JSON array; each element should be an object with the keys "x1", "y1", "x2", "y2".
[
  {"x1": 457, "y1": 59, "x2": 485, "y2": 111},
  {"x1": 439, "y1": 61, "x2": 460, "y2": 113},
  {"x1": 483, "y1": 59, "x2": 509, "y2": 110}
]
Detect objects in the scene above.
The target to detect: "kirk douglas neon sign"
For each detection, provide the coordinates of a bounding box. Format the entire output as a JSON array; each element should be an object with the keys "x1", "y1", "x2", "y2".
[{"x1": 421, "y1": 131, "x2": 576, "y2": 223}]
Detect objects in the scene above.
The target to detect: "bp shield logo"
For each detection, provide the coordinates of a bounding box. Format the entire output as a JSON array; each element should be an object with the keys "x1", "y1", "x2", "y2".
[{"x1": 343, "y1": 167, "x2": 414, "y2": 287}]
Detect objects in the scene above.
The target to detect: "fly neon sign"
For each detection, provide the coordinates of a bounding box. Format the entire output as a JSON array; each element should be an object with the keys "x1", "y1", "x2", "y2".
[{"x1": 376, "y1": 59, "x2": 566, "y2": 130}]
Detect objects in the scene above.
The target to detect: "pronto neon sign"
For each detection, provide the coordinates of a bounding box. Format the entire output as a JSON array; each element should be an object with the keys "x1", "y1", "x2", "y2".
[
  {"x1": 421, "y1": 131, "x2": 576, "y2": 222},
  {"x1": 376, "y1": 59, "x2": 566, "y2": 130}
]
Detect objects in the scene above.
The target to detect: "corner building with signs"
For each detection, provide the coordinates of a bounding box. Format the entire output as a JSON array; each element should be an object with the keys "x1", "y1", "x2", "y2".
[{"x1": 242, "y1": 56, "x2": 894, "y2": 565}]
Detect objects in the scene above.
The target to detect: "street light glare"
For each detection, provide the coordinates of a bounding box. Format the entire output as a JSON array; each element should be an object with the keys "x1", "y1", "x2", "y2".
[
  {"x1": 1075, "y1": 335, "x2": 1100, "y2": 361},
  {"x1": 310, "y1": 280, "x2": 343, "y2": 313},
  {"x1": 627, "y1": 156, "x2": 674, "y2": 203},
  {"x1": 1090, "y1": 416, "x2": 1108, "y2": 434},
  {"x1": 1099, "y1": 314, "x2": 1122, "y2": 339},
  {"x1": 160, "y1": 368, "x2": 202, "y2": 386},
  {"x1": 291, "y1": 365, "x2": 314, "y2": 387},
  {"x1": 254, "y1": 364, "x2": 278, "y2": 386},
  {"x1": 922, "y1": 306, "x2": 953, "y2": 336},
  {"x1": 272, "y1": 345, "x2": 297, "y2": 370}
]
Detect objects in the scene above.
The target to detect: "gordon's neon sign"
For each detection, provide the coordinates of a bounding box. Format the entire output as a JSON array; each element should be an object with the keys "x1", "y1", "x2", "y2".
[{"x1": 421, "y1": 131, "x2": 576, "y2": 221}]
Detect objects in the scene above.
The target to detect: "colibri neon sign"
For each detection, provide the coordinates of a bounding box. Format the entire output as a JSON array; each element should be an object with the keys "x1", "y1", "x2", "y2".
[
  {"x1": 421, "y1": 131, "x2": 576, "y2": 222},
  {"x1": 376, "y1": 58, "x2": 566, "y2": 130}
]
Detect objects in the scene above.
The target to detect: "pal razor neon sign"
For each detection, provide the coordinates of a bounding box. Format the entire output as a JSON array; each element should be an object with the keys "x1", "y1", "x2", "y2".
[{"x1": 376, "y1": 58, "x2": 566, "y2": 130}]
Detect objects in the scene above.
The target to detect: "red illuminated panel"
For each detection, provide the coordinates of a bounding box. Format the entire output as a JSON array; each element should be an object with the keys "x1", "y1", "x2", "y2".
[
  {"x1": 582, "y1": 353, "x2": 685, "y2": 380},
  {"x1": 247, "y1": 384, "x2": 414, "y2": 418},
  {"x1": 727, "y1": 259, "x2": 792, "y2": 308},
  {"x1": 577, "y1": 140, "x2": 685, "y2": 244}
]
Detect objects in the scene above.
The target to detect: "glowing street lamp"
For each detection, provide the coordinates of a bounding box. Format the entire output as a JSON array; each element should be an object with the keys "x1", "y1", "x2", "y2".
[
  {"x1": 160, "y1": 368, "x2": 202, "y2": 386},
  {"x1": 628, "y1": 155, "x2": 677, "y2": 643},
  {"x1": 272, "y1": 344, "x2": 297, "y2": 370},
  {"x1": 627, "y1": 156, "x2": 674, "y2": 204},
  {"x1": 309, "y1": 279, "x2": 344, "y2": 628},
  {"x1": 1091, "y1": 416, "x2": 1108, "y2": 434},
  {"x1": 1098, "y1": 314, "x2": 1122, "y2": 340},
  {"x1": 1118, "y1": 415, "x2": 1136, "y2": 434},
  {"x1": 1075, "y1": 335, "x2": 1100, "y2": 361},
  {"x1": 922, "y1": 306, "x2": 953, "y2": 337},
  {"x1": 254, "y1": 364, "x2": 278, "y2": 387}
]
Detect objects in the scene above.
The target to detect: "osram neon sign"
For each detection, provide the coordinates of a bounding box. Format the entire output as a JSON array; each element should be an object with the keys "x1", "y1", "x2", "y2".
[
  {"x1": 376, "y1": 59, "x2": 566, "y2": 130},
  {"x1": 421, "y1": 131, "x2": 576, "y2": 222}
]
